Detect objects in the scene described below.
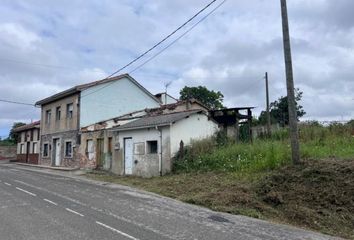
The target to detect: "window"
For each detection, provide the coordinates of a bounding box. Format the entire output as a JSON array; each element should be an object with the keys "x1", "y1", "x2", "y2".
[
  {"x1": 65, "y1": 141, "x2": 73, "y2": 158},
  {"x1": 86, "y1": 139, "x2": 94, "y2": 161},
  {"x1": 20, "y1": 144, "x2": 24, "y2": 154},
  {"x1": 43, "y1": 143, "x2": 49, "y2": 157},
  {"x1": 56, "y1": 106, "x2": 61, "y2": 121},
  {"x1": 45, "y1": 110, "x2": 51, "y2": 124},
  {"x1": 147, "y1": 140, "x2": 158, "y2": 154},
  {"x1": 66, "y1": 103, "x2": 73, "y2": 119},
  {"x1": 33, "y1": 142, "x2": 38, "y2": 154}
]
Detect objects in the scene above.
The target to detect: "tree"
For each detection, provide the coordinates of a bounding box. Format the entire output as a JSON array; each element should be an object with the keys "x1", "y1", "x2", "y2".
[
  {"x1": 179, "y1": 86, "x2": 224, "y2": 109},
  {"x1": 258, "y1": 88, "x2": 305, "y2": 126},
  {"x1": 9, "y1": 122, "x2": 26, "y2": 143}
]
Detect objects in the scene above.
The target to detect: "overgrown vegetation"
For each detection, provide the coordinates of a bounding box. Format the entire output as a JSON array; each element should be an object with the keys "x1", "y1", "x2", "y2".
[
  {"x1": 86, "y1": 122, "x2": 354, "y2": 239},
  {"x1": 173, "y1": 122, "x2": 354, "y2": 174}
]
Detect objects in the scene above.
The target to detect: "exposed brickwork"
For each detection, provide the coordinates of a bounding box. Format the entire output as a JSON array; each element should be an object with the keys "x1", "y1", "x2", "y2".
[
  {"x1": 17, "y1": 154, "x2": 39, "y2": 164},
  {"x1": 39, "y1": 130, "x2": 80, "y2": 167}
]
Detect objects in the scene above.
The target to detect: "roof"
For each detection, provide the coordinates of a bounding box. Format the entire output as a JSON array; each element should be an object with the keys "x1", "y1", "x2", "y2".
[
  {"x1": 35, "y1": 74, "x2": 160, "y2": 106},
  {"x1": 112, "y1": 110, "x2": 203, "y2": 131},
  {"x1": 13, "y1": 121, "x2": 40, "y2": 133},
  {"x1": 147, "y1": 98, "x2": 209, "y2": 113},
  {"x1": 154, "y1": 92, "x2": 178, "y2": 103}
]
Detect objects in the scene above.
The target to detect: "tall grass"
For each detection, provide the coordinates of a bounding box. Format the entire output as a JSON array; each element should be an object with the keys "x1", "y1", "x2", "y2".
[{"x1": 173, "y1": 122, "x2": 354, "y2": 174}]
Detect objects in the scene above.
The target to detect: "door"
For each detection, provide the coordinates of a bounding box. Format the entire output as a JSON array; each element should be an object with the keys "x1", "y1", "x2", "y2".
[
  {"x1": 96, "y1": 138, "x2": 104, "y2": 169},
  {"x1": 87, "y1": 140, "x2": 94, "y2": 161},
  {"x1": 53, "y1": 139, "x2": 61, "y2": 166},
  {"x1": 124, "y1": 138, "x2": 133, "y2": 175},
  {"x1": 26, "y1": 142, "x2": 30, "y2": 163}
]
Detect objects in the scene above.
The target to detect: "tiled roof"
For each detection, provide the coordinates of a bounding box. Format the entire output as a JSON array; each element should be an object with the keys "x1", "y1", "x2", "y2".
[
  {"x1": 114, "y1": 110, "x2": 203, "y2": 131},
  {"x1": 13, "y1": 121, "x2": 40, "y2": 132}
]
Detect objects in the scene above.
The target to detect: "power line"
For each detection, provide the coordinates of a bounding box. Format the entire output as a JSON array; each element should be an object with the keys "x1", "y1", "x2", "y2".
[
  {"x1": 0, "y1": 57, "x2": 105, "y2": 73},
  {"x1": 81, "y1": 0, "x2": 220, "y2": 98},
  {"x1": 104, "y1": 0, "x2": 218, "y2": 79},
  {"x1": 130, "y1": 0, "x2": 227, "y2": 74},
  {"x1": 0, "y1": 99, "x2": 35, "y2": 107}
]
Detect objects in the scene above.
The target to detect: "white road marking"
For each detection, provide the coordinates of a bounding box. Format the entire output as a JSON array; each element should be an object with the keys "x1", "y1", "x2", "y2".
[
  {"x1": 14, "y1": 180, "x2": 27, "y2": 185},
  {"x1": 65, "y1": 208, "x2": 84, "y2": 217},
  {"x1": 4, "y1": 182, "x2": 11, "y2": 186},
  {"x1": 43, "y1": 198, "x2": 58, "y2": 206},
  {"x1": 15, "y1": 187, "x2": 37, "y2": 196},
  {"x1": 96, "y1": 221, "x2": 139, "y2": 240}
]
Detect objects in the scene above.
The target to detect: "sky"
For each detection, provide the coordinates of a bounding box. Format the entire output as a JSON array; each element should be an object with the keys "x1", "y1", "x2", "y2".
[{"x1": 0, "y1": 0, "x2": 353, "y2": 138}]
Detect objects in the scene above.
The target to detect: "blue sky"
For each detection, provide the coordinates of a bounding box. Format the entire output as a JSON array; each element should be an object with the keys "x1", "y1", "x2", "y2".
[{"x1": 1, "y1": 0, "x2": 354, "y2": 137}]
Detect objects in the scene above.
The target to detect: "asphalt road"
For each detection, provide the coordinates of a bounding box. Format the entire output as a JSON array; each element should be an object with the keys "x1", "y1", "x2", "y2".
[{"x1": 0, "y1": 164, "x2": 339, "y2": 240}]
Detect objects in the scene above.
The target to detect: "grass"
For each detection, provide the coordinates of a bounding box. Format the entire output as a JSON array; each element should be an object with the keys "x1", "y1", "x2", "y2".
[
  {"x1": 173, "y1": 122, "x2": 354, "y2": 174},
  {"x1": 86, "y1": 123, "x2": 354, "y2": 239}
]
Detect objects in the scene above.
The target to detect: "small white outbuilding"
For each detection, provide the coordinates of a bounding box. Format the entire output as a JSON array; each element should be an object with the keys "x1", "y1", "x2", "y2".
[{"x1": 110, "y1": 110, "x2": 219, "y2": 177}]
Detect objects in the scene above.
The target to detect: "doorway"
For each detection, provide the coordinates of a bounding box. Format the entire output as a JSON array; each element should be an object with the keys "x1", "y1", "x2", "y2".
[
  {"x1": 124, "y1": 138, "x2": 133, "y2": 175},
  {"x1": 96, "y1": 138, "x2": 104, "y2": 169},
  {"x1": 26, "y1": 142, "x2": 30, "y2": 163},
  {"x1": 53, "y1": 138, "x2": 61, "y2": 166}
]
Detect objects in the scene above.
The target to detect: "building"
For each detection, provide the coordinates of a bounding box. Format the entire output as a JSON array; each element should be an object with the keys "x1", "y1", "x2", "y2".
[
  {"x1": 78, "y1": 98, "x2": 211, "y2": 172},
  {"x1": 154, "y1": 92, "x2": 178, "y2": 105},
  {"x1": 13, "y1": 121, "x2": 40, "y2": 164},
  {"x1": 109, "y1": 110, "x2": 218, "y2": 177},
  {"x1": 35, "y1": 74, "x2": 161, "y2": 167}
]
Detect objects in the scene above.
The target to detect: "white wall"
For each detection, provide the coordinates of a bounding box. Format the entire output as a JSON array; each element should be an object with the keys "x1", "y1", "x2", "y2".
[
  {"x1": 115, "y1": 127, "x2": 171, "y2": 177},
  {"x1": 80, "y1": 77, "x2": 160, "y2": 127},
  {"x1": 170, "y1": 113, "x2": 219, "y2": 155},
  {"x1": 160, "y1": 93, "x2": 178, "y2": 105}
]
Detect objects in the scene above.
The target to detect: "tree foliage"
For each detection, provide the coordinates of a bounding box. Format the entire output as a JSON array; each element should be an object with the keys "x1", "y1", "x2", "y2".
[
  {"x1": 258, "y1": 88, "x2": 306, "y2": 126},
  {"x1": 8, "y1": 122, "x2": 26, "y2": 143},
  {"x1": 179, "y1": 86, "x2": 224, "y2": 109}
]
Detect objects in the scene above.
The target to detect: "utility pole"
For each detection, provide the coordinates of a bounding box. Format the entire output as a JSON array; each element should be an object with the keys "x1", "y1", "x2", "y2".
[
  {"x1": 265, "y1": 72, "x2": 271, "y2": 136},
  {"x1": 280, "y1": 0, "x2": 300, "y2": 164}
]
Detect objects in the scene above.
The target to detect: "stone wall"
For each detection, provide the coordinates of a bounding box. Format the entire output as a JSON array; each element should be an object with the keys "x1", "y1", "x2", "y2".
[
  {"x1": 39, "y1": 130, "x2": 80, "y2": 167},
  {"x1": 0, "y1": 146, "x2": 16, "y2": 160}
]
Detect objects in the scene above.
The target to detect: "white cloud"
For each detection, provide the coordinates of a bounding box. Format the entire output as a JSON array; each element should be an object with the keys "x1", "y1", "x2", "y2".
[{"x1": 0, "y1": 0, "x2": 353, "y2": 136}]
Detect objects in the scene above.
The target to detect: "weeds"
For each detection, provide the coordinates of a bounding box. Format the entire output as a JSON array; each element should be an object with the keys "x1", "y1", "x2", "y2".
[{"x1": 174, "y1": 123, "x2": 354, "y2": 174}]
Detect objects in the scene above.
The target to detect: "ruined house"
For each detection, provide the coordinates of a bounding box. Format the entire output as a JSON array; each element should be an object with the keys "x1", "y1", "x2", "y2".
[{"x1": 78, "y1": 98, "x2": 211, "y2": 174}]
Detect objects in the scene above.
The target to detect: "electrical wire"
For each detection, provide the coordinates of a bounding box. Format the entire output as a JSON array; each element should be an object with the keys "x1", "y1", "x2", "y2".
[
  {"x1": 130, "y1": 0, "x2": 227, "y2": 74},
  {"x1": 81, "y1": 0, "x2": 220, "y2": 98},
  {"x1": 0, "y1": 58, "x2": 103, "y2": 73},
  {"x1": 0, "y1": 99, "x2": 35, "y2": 106}
]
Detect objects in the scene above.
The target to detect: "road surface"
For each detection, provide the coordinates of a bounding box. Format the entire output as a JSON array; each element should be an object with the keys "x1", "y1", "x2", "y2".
[{"x1": 0, "y1": 164, "x2": 338, "y2": 240}]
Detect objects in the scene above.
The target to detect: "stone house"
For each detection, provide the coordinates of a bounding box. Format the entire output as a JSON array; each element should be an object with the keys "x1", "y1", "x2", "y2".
[
  {"x1": 13, "y1": 121, "x2": 40, "y2": 164},
  {"x1": 35, "y1": 74, "x2": 161, "y2": 167}
]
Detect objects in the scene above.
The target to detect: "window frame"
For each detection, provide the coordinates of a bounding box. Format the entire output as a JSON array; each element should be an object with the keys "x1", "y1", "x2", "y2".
[
  {"x1": 64, "y1": 141, "x2": 73, "y2": 158},
  {"x1": 33, "y1": 142, "x2": 38, "y2": 154},
  {"x1": 146, "y1": 140, "x2": 158, "y2": 154},
  {"x1": 43, "y1": 143, "x2": 49, "y2": 157},
  {"x1": 66, "y1": 103, "x2": 73, "y2": 119},
  {"x1": 20, "y1": 143, "x2": 24, "y2": 154},
  {"x1": 56, "y1": 106, "x2": 61, "y2": 121},
  {"x1": 45, "y1": 110, "x2": 51, "y2": 125}
]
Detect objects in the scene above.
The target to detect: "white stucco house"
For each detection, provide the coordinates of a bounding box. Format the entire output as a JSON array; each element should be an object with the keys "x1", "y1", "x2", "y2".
[{"x1": 109, "y1": 110, "x2": 219, "y2": 177}]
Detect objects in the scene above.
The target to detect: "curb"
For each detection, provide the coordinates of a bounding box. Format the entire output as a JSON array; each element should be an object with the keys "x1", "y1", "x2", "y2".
[{"x1": 15, "y1": 162, "x2": 80, "y2": 171}]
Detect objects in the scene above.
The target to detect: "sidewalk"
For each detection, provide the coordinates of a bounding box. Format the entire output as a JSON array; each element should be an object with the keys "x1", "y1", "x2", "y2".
[
  {"x1": 15, "y1": 162, "x2": 80, "y2": 171},
  {"x1": 7, "y1": 162, "x2": 86, "y2": 178}
]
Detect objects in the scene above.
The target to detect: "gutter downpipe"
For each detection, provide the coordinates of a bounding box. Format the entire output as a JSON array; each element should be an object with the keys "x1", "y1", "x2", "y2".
[{"x1": 156, "y1": 126, "x2": 162, "y2": 176}]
